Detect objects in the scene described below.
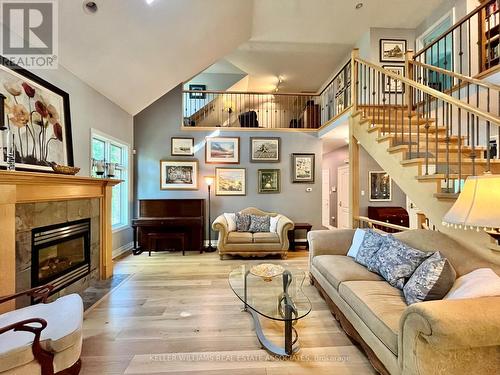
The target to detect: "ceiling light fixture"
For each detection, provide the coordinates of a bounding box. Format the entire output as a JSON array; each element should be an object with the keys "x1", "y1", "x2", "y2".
[
  {"x1": 145, "y1": 0, "x2": 156, "y2": 5},
  {"x1": 83, "y1": 1, "x2": 98, "y2": 14},
  {"x1": 355, "y1": 2, "x2": 363, "y2": 9}
]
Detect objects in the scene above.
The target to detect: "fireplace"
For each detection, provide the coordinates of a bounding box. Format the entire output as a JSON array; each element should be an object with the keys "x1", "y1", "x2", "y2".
[{"x1": 31, "y1": 219, "x2": 91, "y2": 294}]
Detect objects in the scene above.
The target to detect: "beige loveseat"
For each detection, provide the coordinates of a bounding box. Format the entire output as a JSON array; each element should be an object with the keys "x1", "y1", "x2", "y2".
[
  {"x1": 212, "y1": 207, "x2": 294, "y2": 260},
  {"x1": 308, "y1": 228, "x2": 500, "y2": 375}
]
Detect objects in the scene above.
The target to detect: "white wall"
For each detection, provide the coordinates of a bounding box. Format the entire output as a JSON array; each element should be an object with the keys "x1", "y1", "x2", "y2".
[{"x1": 34, "y1": 64, "x2": 134, "y2": 253}]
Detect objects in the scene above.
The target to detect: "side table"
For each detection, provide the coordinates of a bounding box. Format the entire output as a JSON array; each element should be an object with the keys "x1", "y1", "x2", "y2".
[{"x1": 288, "y1": 223, "x2": 312, "y2": 250}]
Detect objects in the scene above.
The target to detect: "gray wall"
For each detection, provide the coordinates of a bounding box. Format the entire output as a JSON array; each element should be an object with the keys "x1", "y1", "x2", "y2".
[
  {"x1": 322, "y1": 145, "x2": 407, "y2": 226},
  {"x1": 32, "y1": 65, "x2": 134, "y2": 253},
  {"x1": 134, "y1": 85, "x2": 323, "y2": 242}
]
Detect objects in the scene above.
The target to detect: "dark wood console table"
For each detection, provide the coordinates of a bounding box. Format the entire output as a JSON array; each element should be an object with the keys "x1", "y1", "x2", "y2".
[{"x1": 288, "y1": 223, "x2": 312, "y2": 250}]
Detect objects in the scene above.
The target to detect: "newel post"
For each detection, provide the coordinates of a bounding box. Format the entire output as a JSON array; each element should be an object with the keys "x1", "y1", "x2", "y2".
[
  {"x1": 405, "y1": 50, "x2": 414, "y2": 113},
  {"x1": 351, "y1": 48, "x2": 359, "y2": 111}
]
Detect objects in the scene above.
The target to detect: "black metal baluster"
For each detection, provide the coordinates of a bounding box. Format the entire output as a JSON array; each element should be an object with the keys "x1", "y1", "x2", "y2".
[
  {"x1": 486, "y1": 87, "x2": 491, "y2": 173},
  {"x1": 445, "y1": 102, "x2": 450, "y2": 192},
  {"x1": 457, "y1": 79, "x2": 462, "y2": 193},
  {"x1": 471, "y1": 114, "x2": 476, "y2": 175},
  {"x1": 425, "y1": 91, "x2": 430, "y2": 175},
  {"x1": 388, "y1": 76, "x2": 392, "y2": 134}
]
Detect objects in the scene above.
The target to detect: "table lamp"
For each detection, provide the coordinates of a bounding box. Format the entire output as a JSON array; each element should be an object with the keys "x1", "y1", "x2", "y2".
[{"x1": 442, "y1": 175, "x2": 500, "y2": 251}]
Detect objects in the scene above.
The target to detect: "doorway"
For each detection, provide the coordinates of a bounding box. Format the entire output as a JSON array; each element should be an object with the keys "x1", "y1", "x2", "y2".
[
  {"x1": 322, "y1": 169, "x2": 332, "y2": 228},
  {"x1": 337, "y1": 165, "x2": 350, "y2": 228}
]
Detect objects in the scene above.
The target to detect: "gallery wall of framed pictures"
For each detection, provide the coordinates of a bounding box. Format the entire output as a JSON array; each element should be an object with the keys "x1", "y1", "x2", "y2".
[
  {"x1": 161, "y1": 134, "x2": 317, "y2": 196},
  {"x1": 379, "y1": 38, "x2": 407, "y2": 96}
]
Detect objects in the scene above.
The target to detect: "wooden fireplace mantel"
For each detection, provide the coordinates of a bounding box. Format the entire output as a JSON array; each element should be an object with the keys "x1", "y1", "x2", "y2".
[{"x1": 0, "y1": 170, "x2": 120, "y2": 313}]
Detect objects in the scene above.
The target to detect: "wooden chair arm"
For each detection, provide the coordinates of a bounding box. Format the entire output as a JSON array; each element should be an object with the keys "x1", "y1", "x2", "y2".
[
  {"x1": 0, "y1": 318, "x2": 55, "y2": 374},
  {"x1": 0, "y1": 284, "x2": 54, "y2": 305}
]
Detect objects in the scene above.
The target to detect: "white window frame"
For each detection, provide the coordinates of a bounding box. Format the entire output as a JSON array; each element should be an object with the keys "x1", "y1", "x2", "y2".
[{"x1": 90, "y1": 128, "x2": 130, "y2": 232}]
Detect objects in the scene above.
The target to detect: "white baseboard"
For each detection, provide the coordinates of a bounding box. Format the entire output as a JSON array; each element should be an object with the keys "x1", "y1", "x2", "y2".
[{"x1": 112, "y1": 241, "x2": 134, "y2": 259}]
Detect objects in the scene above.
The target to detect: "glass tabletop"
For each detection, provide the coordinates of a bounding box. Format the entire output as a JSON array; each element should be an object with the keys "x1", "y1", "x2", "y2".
[{"x1": 228, "y1": 264, "x2": 312, "y2": 321}]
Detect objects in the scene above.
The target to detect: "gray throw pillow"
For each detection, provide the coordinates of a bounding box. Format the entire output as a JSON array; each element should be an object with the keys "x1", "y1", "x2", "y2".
[
  {"x1": 355, "y1": 229, "x2": 386, "y2": 268},
  {"x1": 236, "y1": 213, "x2": 251, "y2": 232},
  {"x1": 403, "y1": 252, "x2": 456, "y2": 305},
  {"x1": 248, "y1": 215, "x2": 270, "y2": 233},
  {"x1": 368, "y1": 235, "x2": 431, "y2": 289}
]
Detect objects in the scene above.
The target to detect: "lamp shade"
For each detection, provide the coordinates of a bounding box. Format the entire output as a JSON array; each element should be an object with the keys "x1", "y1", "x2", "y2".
[
  {"x1": 204, "y1": 176, "x2": 214, "y2": 186},
  {"x1": 443, "y1": 175, "x2": 500, "y2": 230}
]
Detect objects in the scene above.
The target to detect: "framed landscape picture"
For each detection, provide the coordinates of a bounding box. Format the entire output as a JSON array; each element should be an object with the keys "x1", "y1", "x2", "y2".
[
  {"x1": 382, "y1": 65, "x2": 405, "y2": 93},
  {"x1": 250, "y1": 137, "x2": 280, "y2": 162},
  {"x1": 369, "y1": 171, "x2": 392, "y2": 201},
  {"x1": 258, "y1": 169, "x2": 280, "y2": 193},
  {"x1": 171, "y1": 137, "x2": 194, "y2": 156},
  {"x1": 188, "y1": 84, "x2": 206, "y2": 99},
  {"x1": 160, "y1": 160, "x2": 198, "y2": 190},
  {"x1": 0, "y1": 58, "x2": 73, "y2": 172},
  {"x1": 215, "y1": 168, "x2": 246, "y2": 196},
  {"x1": 380, "y1": 39, "x2": 407, "y2": 62},
  {"x1": 292, "y1": 153, "x2": 315, "y2": 183},
  {"x1": 206, "y1": 136, "x2": 239, "y2": 164}
]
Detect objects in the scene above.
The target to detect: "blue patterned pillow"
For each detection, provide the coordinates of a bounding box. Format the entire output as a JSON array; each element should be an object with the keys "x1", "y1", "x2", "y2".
[
  {"x1": 354, "y1": 229, "x2": 386, "y2": 267},
  {"x1": 236, "y1": 213, "x2": 251, "y2": 232},
  {"x1": 369, "y1": 235, "x2": 432, "y2": 289},
  {"x1": 248, "y1": 215, "x2": 270, "y2": 233},
  {"x1": 403, "y1": 252, "x2": 456, "y2": 305}
]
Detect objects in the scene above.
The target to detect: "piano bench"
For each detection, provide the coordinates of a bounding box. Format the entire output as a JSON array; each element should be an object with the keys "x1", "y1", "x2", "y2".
[{"x1": 147, "y1": 232, "x2": 186, "y2": 256}]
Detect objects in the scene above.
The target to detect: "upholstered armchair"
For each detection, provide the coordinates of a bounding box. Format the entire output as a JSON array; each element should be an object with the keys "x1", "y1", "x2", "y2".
[
  {"x1": 212, "y1": 207, "x2": 294, "y2": 260},
  {"x1": 0, "y1": 285, "x2": 83, "y2": 375}
]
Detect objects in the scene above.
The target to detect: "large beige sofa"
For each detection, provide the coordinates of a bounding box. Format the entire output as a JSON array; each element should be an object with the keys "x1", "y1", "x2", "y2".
[
  {"x1": 308, "y1": 228, "x2": 500, "y2": 375},
  {"x1": 212, "y1": 207, "x2": 294, "y2": 260}
]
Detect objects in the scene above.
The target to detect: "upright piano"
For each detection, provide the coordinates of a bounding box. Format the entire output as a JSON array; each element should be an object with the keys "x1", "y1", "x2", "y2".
[{"x1": 132, "y1": 199, "x2": 205, "y2": 255}]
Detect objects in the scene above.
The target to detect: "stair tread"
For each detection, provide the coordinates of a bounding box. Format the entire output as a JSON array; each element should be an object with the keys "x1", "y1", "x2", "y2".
[
  {"x1": 401, "y1": 158, "x2": 500, "y2": 165},
  {"x1": 416, "y1": 174, "x2": 471, "y2": 181}
]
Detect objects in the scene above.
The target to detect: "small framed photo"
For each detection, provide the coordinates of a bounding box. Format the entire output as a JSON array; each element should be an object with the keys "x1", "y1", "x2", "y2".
[
  {"x1": 258, "y1": 169, "x2": 281, "y2": 194},
  {"x1": 171, "y1": 137, "x2": 194, "y2": 156},
  {"x1": 215, "y1": 168, "x2": 246, "y2": 196},
  {"x1": 292, "y1": 153, "x2": 315, "y2": 183},
  {"x1": 382, "y1": 65, "x2": 405, "y2": 93},
  {"x1": 336, "y1": 71, "x2": 345, "y2": 91},
  {"x1": 206, "y1": 137, "x2": 240, "y2": 164},
  {"x1": 160, "y1": 160, "x2": 198, "y2": 190},
  {"x1": 369, "y1": 171, "x2": 392, "y2": 201},
  {"x1": 189, "y1": 84, "x2": 206, "y2": 99},
  {"x1": 380, "y1": 39, "x2": 407, "y2": 62},
  {"x1": 250, "y1": 137, "x2": 280, "y2": 163}
]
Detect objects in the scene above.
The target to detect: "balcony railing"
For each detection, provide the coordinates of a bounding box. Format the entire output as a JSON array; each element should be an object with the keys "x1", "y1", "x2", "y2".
[{"x1": 182, "y1": 61, "x2": 352, "y2": 130}]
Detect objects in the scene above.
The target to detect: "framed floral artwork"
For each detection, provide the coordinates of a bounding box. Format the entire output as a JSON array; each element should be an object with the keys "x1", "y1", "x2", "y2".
[
  {"x1": 292, "y1": 153, "x2": 315, "y2": 183},
  {"x1": 0, "y1": 58, "x2": 73, "y2": 172},
  {"x1": 160, "y1": 160, "x2": 198, "y2": 190},
  {"x1": 205, "y1": 136, "x2": 239, "y2": 164},
  {"x1": 215, "y1": 168, "x2": 246, "y2": 196}
]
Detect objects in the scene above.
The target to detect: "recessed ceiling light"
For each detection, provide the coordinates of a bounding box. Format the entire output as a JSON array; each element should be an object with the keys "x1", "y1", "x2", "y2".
[
  {"x1": 355, "y1": 2, "x2": 363, "y2": 9},
  {"x1": 83, "y1": 1, "x2": 98, "y2": 14},
  {"x1": 145, "y1": 0, "x2": 156, "y2": 4}
]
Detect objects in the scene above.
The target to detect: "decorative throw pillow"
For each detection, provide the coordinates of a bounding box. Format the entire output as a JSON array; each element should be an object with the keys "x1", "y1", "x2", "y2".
[
  {"x1": 355, "y1": 229, "x2": 386, "y2": 268},
  {"x1": 236, "y1": 213, "x2": 251, "y2": 232},
  {"x1": 223, "y1": 213, "x2": 236, "y2": 232},
  {"x1": 269, "y1": 215, "x2": 282, "y2": 233},
  {"x1": 403, "y1": 252, "x2": 456, "y2": 305},
  {"x1": 248, "y1": 215, "x2": 271, "y2": 233},
  {"x1": 347, "y1": 228, "x2": 366, "y2": 258},
  {"x1": 368, "y1": 235, "x2": 431, "y2": 289},
  {"x1": 445, "y1": 268, "x2": 500, "y2": 300}
]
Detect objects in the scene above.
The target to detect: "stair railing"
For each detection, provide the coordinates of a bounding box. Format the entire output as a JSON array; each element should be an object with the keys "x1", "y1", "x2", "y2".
[
  {"x1": 413, "y1": 0, "x2": 499, "y2": 79},
  {"x1": 351, "y1": 50, "x2": 500, "y2": 195}
]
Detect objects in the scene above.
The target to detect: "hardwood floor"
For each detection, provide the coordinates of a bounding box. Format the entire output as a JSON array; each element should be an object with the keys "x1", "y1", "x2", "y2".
[{"x1": 81, "y1": 251, "x2": 376, "y2": 374}]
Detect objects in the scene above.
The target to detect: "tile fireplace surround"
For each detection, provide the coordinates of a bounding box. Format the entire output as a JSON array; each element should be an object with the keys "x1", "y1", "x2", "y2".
[{"x1": 0, "y1": 170, "x2": 120, "y2": 313}]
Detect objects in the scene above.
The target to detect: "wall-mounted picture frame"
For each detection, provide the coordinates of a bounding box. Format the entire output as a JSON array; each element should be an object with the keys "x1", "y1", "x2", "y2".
[
  {"x1": 292, "y1": 153, "x2": 315, "y2": 183},
  {"x1": 188, "y1": 84, "x2": 206, "y2": 99},
  {"x1": 160, "y1": 160, "x2": 198, "y2": 190},
  {"x1": 382, "y1": 65, "x2": 405, "y2": 93},
  {"x1": 369, "y1": 171, "x2": 392, "y2": 201},
  {"x1": 215, "y1": 167, "x2": 246, "y2": 196},
  {"x1": 250, "y1": 137, "x2": 280, "y2": 162},
  {"x1": 171, "y1": 137, "x2": 194, "y2": 156},
  {"x1": 258, "y1": 169, "x2": 281, "y2": 193},
  {"x1": 206, "y1": 136, "x2": 239, "y2": 164},
  {"x1": 336, "y1": 71, "x2": 345, "y2": 91},
  {"x1": 0, "y1": 58, "x2": 74, "y2": 172},
  {"x1": 380, "y1": 39, "x2": 407, "y2": 62}
]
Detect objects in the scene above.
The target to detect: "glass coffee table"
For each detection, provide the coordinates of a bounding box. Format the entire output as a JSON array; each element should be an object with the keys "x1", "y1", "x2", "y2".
[{"x1": 228, "y1": 264, "x2": 312, "y2": 356}]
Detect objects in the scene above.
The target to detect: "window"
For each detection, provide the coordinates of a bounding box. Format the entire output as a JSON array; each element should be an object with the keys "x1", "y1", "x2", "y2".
[{"x1": 91, "y1": 129, "x2": 130, "y2": 230}]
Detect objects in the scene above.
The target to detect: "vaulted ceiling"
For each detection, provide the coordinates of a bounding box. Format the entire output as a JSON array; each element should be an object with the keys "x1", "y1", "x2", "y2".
[{"x1": 55, "y1": 0, "x2": 446, "y2": 115}]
